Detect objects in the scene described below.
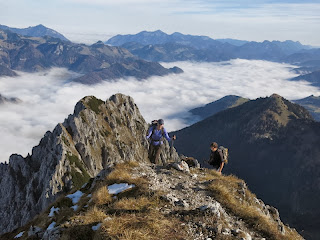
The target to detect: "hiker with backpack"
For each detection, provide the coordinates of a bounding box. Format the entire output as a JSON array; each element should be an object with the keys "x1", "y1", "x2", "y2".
[
  {"x1": 208, "y1": 142, "x2": 228, "y2": 174},
  {"x1": 146, "y1": 119, "x2": 176, "y2": 165}
]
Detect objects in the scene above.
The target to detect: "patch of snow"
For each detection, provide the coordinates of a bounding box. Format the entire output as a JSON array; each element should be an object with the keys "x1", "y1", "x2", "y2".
[
  {"x1": 14, "y1": 231, "x2": 24, "y2": 238},
  {"x1": 48, "y1": 206, "x2": 60, "y2": 217},
  {"x1": 81, "y1": 183, "x2": 87, "y2": 188},
  {"x1": 71, "y1": 205, "x2": 78, "y2": 211},
  {"x1": 107, "y1": 183, "x2": 135, "y2": 195},
  {"x1": 87, "y1": 194, "x2": 92, "y2": 198},
  {"x1": 92, "y1": 223, "x2": 102, "y2": 231},
  {"x1": 47, "y1": 222, "x2": 56, "y2": 230},
  {"x1": 67, "y1": 190, "x2": 83, "y2": 204}
]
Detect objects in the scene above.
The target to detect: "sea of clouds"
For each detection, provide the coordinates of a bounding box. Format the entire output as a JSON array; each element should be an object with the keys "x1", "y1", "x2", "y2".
[{"x1": 0, "y1": 59, "x2": 319, "y2": 163}]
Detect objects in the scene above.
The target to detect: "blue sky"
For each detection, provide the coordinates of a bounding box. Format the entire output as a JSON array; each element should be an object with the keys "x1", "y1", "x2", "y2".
[{"x1": 0, "y1": 0, "x2": 319, "y2": 45}]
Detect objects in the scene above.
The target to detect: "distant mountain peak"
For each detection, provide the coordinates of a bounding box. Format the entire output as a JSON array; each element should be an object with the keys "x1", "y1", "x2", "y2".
[
  {"x1": 0, "y1": 24, "x2": 69, "y2": 42},
  {"x1": 270, "y1": 93, "x2": 282, "y2": 99}
]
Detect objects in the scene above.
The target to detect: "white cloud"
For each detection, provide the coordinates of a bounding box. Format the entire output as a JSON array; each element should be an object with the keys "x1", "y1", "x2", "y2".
[{"x1": 0, "y1": 59, "x2": 319, "y2": 163}]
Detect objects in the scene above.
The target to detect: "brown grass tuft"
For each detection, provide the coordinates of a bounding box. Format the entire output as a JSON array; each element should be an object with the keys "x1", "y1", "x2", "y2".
[
  {"x1": 72, "y1": 206, "x2": 108, "y2": 226},
  {"x1": 101, "y1": 210, "x2": 185, "y2": 240},
  {"x1": 106, "y1": 168, "x2": 133, "y2": 183},
  {"x1": 92, "y1": 186, "x2": 112, "y2": 205},
  {"x1": 113, "y1": 196, "x2": 159, "y2": 211},
  {"x1": 205, "y1": 171, "x2": 303, "y2": 240},
  {"x1": 104, "y1": 161, "x2": 148, "y2": 191}
]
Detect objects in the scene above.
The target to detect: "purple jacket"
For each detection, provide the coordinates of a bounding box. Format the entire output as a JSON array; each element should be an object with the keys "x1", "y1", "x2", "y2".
[{"x1": 146, "y1": 126, "x2": 171, "y2": 145}]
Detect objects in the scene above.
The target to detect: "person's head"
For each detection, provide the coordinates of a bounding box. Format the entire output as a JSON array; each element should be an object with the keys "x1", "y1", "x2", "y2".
[
  {"x1": 157, "y1": 119, "x2": 164, "y2": 129},
  {"x1": 210, "y1": 142, "x2": 218, "y2": 151}
]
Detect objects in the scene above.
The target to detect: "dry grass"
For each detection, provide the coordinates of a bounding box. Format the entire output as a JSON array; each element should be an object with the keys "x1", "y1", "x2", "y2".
[
  {"x1": 106, "y1": 167, "x2": 133, "y2": 183},
  {"x1": 92, "y1": 186, "x2": 112, "y2": 205},
  {"x1": 71, "y1": 206, "x2": 108, "y2": 226},
  {"x1": 101, "y1": 210, "x2": 186, "y2": 240},
  {"x1": 105, "y1": 161, "x2": 140, "y2": 184},
  {"x1": 104, "y1": 161, "x2": 148, "y2": 193},
  {"x1": 204, "y1": 171, "x2": 303, "y2": 240},
  {"x1": 113, "y1": 196, "x2": 159, "y2": 211}
]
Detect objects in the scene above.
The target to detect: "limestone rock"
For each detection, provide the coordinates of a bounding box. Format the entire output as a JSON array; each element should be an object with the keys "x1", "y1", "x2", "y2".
[
  {"x1": 172, "y1": 160, "x2": 190, "y2": 173},
  {"x1": 0, "y1": 93, "x2": 178, "y2": 234}
]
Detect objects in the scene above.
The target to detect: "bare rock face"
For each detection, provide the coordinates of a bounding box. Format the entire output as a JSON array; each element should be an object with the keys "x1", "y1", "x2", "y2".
[{"x1": 0, "y1": 93, "x2": 178, "y2": 234}]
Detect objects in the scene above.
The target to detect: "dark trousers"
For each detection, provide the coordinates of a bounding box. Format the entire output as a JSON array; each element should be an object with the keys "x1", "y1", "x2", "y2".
[{"x1": 148, "y1": 144, "x2": 162, "y2": 164}]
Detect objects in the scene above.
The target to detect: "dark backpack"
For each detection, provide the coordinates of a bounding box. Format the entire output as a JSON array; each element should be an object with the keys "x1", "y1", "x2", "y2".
[{"x1": 218, "y1": 146, "x2": 229, "y2": 164}]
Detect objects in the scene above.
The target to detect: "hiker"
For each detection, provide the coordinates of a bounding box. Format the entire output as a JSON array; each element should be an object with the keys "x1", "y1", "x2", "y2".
[
  {"x1": 208, "y1": 142, "x2": 226, "y2": 174},
  {"x1": 146, "y1": 119, "x2": 176, "y2": 164}
]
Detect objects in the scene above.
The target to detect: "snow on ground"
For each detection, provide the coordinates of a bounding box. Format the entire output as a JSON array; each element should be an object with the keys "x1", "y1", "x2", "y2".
[
  {"x1": 66, "y1": 190, "x2": 83, "y2": 204},
  {"x1": 92, "y1": 223, "x2": 102, "y2": 231},
  {"x1": 71, "y1": 205, "x2": 79, "y2": 211},
  {"x1": 107, "y1": 183, "x2": 135, "y2": 194},
  {"x1": 47, "y1": 222, "x2": 56, "y2": 230},
  {"x1": 48, "y1": 206, "x2": 60, "y2": 217},
  {"x1": 14, "y1": 231, "x2": 24, "y2": 238}
]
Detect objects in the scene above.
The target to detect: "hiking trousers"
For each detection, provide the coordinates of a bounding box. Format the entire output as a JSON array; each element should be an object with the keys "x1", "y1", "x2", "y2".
[{"x1": 148, "y1": 144, "x2": 163, "y2": 165}]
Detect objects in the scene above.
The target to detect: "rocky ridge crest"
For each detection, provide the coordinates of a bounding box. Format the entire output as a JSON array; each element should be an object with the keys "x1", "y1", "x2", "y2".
[
  {"x1": 1, "y1": 159, "x2": 302, "y2": 240},
  {"x1": 0, "y1": 93, "x2": 178, "y2": 234}
]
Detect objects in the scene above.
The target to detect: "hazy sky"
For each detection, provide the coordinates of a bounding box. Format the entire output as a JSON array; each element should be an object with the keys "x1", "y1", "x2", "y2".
[
  {"x1": 0, "y1": 60, "x2": 319, "y2": 163},
  {"x1": 0, "y1": 0, "x2": 319, "y2": 45}
]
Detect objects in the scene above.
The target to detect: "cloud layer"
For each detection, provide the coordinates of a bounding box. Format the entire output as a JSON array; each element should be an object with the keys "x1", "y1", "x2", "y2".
[{"x1": 0, "y1": 59, "x2": 319, "y2": 163}]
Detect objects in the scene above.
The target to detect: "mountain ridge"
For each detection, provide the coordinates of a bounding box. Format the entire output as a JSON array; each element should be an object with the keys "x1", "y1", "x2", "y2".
[
  {"x1": 172, "y1": 93, "x2": 320, "y2": 239},
  {"x1": 0, "y1": 93, "x2": 179, "y2": 234},
  {"x1": 0, "y1": 94, "x2": 303, "y2": 240},
  {"x1": 0, "y1": 24, "x2": 69, "y2": 42},
  {"x1": 0, "y1": 30, "x2": 182, "y2": 82},
  {"x1": 106, "y1": 30, "x2": 313, "y2": 62}
]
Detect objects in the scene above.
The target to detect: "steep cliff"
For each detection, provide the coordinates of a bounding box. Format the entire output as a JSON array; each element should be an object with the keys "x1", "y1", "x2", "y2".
[{"x1": 0, "y1": 93, "x2": 178, "y2": 234}]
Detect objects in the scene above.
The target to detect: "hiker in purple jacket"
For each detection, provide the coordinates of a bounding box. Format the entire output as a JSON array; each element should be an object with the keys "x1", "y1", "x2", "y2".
[{"x1": 146, "y1": 119, "x2": 176, "y2": 164}]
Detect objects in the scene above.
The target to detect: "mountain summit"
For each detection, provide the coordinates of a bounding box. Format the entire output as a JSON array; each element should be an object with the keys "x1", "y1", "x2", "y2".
[
  {"x1": 0, "y1": 94, "x2": 168, "y2": 234},
  {"x1": 0, "y1": 94, "x2": 302, "y2": 240},
  {"x1": 0, "y1": 24, "x2": 69, "y2": 42},
  {"x1": 173, "y1": 94, "x2": 320, "y2": 239}
]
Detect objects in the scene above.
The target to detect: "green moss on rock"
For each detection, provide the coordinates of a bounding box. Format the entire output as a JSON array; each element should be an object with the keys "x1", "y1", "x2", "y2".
[
  {"x1": 56, "y1": 196, "x2": 73, "y2": 208},
  {"x1": 86, "y1": 96, "x2": 104, "y2": 114},
  {"x1": 66, "y1": 153, "x2": 90, "y2": 189}
]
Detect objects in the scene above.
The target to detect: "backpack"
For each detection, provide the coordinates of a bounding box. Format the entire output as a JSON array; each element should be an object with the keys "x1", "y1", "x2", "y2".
[
  {"x1": 218, "y1": 146, "x2": 229, "y2": 164},
  {"x1": 148, "y1": 120, "x2": 164, "y2": 140}
]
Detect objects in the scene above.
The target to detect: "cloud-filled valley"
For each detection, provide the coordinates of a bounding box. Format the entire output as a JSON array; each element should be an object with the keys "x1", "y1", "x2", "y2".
[{"x1": 0, "y1": 59, "x2": 319, "y2": 163}]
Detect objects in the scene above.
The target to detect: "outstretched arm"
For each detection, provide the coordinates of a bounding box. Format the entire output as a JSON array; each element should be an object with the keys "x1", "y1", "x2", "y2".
[{"x1": 163, "y1": 128, "x2": 171, "y2": 142}]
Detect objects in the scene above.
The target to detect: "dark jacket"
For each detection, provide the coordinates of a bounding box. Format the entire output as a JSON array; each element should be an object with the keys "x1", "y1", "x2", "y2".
[{"x1": 209, "y1": 150, "x2": 223, "y2": 168}]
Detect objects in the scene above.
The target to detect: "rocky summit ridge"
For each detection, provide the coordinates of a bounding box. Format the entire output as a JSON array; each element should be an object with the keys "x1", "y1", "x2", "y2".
[
  {"x1": 0, "y1": 94, "x2": 303, "y2": 240},
  {"x1": 0, "y1": 94, "x2": 177, "y2": 234}
]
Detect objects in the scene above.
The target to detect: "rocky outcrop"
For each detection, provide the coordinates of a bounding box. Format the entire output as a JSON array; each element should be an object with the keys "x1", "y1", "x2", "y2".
[
  {"x1": 0, "y1": 93, "x2": 178, "y2": 234},
  {"x1": 1, "y1": 160, "x2": 303, "y2": 240}
]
